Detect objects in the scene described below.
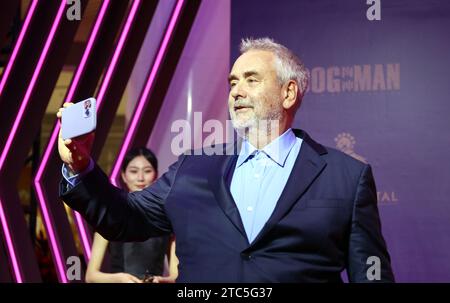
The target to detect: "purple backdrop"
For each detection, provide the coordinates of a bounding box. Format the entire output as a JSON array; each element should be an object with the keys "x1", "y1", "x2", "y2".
[{"x1": 232, "y1": 0, "x2": 450, "y2": 282}]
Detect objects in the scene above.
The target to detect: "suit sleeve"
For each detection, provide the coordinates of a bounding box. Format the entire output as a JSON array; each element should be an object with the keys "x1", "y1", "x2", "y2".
[
  {"x1": 347, "y1": 164, "x2": 395, "y2": 282},
  {"x1": 59, "y1": 155, "x2": 185, "y2": 242}
]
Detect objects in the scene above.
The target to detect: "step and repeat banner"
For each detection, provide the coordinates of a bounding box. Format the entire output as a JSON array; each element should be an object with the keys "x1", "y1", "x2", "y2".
[{"x1": 231, "y1": 0, "x2": 450, "y2": 282}]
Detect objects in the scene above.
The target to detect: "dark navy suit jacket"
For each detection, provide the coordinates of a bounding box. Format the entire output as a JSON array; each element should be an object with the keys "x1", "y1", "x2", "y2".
[{"x1": 60, "y1": 129, "x2": 394, "y2": 282}]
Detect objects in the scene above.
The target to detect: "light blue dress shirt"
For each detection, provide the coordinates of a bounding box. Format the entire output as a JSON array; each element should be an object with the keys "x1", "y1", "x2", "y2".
[
  {"x1": 62, "y1": 158, "x2": 94, "y2": 188},
  {"x1": 230, "y1": 129, "x2": 302, "y2": 244}
]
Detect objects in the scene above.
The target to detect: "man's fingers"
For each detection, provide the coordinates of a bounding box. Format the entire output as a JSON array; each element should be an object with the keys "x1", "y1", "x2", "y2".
[
  {"x1": 63, "y1": 102, "x2": 73, "y2": 108},
  {"x1": 56, "y1": 106, "x2": 65, "y2": 118},
  {"x1": 64, "y1": 139, "x2": 79, "y2": 154}
]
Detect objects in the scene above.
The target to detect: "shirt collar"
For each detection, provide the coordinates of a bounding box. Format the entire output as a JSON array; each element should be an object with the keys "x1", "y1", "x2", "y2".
[{"x1": 236, "y1": 128, "x2": 297, "y2": 167}]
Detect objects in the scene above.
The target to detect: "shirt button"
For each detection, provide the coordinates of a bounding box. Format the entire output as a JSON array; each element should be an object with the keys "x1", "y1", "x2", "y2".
[
  {"x1": 254, "y1": 173, "x2": 260, "y2": 178},
  {"x1": 247, "y1": 206, "x2": 253, "y2": 212}
]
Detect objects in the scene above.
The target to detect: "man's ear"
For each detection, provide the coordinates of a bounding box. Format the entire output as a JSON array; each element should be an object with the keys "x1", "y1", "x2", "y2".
[{"x1": 282, "y1": 80, "x2": 298, "y2": 110}]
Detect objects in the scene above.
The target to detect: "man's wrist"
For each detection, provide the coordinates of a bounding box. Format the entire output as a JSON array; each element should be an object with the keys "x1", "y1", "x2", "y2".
[
  {"x1": 66, "y1": 166, "x2": 77, "y2": 177},
  {"x1": 62, "y1": 158, "x2": 94, "y2": 188}
]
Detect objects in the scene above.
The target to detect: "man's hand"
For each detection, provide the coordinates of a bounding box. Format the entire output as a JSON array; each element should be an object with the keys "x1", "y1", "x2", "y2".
[{"x1": 57, "y1": 102, "x2": 95, "y2": 173}]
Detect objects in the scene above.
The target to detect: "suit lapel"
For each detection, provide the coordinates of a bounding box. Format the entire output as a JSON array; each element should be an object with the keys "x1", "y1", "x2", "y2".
[
  {"x1": 250, "y1": 130, "x2": 327, "y2": 246},
  {"x1": 206, "y1": 130, "x2": 327, "y2": 247},
  {"x1": 207, "y1": 144, "x2": 248, "y2": 243}
]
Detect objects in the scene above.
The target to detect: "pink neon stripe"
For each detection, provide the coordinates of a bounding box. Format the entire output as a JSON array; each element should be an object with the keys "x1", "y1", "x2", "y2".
[
  {"x1": 66, "y1": 0, "x2": 110, "y2": 102},
  {"x1": 70, "y1": 0, "x2": 142, "y2": 259},
  {"x1": 70, "y1": 0, "x2": 142, "y2": 258},
  {"x1": 0, "y1": 199, "x2": 22, "y2": 282},
  {"x1": 35, "y1": 0, "x2": 141, "y2": 264},
  {"x1": 74, "y1": 211, "x2": 91, "y2": 260},
  {"x1": 34, "y1": 122, "x2": 60, "y2": 183},
  {"x1": 96, "y1": 0, "x2": 141, "y2": 105},
  {"x1": 0, "y1": 0, "x2": 38, "y2": 96},
  {"x1": 34, "y1": 0, "x2": 111, "y2": 268},
  {"x1": 0, "y1": 0, "x2": 39, "y2": 283},
  {"x1": 0, "y1": 0, "x2": 66, "y2": 170},
  {"x1": 110, "y1": 0, "x2": 185, "y2": 186},
  {"x1": 36, "y1": 0, "x2": 110, "y2": 183},
  {"x1": 0, "y1": 0, "x2": 67, "y2": 282},
  {"x1": 33, "y1": 181, "x2": 66, "y2": 282}
]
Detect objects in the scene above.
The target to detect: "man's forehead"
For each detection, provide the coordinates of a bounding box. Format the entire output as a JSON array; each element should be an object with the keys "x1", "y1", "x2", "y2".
[{"x1": 230, "y1": 50, "x2": 275, "y2": 75}]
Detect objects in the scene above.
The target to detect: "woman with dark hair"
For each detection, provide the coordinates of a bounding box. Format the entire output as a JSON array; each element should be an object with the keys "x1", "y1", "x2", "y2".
[{"x1": 85, "y1": 147, "x2": 178, "y2": 283}]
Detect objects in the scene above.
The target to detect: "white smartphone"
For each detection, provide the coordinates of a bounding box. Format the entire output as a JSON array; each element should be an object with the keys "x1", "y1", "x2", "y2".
[{"x1": 61, "y1": 98, "x2": 97, "y2": 140}]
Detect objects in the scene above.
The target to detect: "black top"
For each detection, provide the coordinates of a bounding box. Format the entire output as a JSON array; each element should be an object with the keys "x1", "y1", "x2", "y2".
[{"x1": 109, "y1": 236, "x2": 170, "y2": 279}]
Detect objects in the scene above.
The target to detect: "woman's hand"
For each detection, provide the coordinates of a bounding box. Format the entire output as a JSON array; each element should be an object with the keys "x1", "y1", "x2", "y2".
[
  {"x1": 151, "y1": 275, "x2": 176, "y2": 283},
  {"x1": 108, "y1": 273, "x2": 143, "y2": 283}
]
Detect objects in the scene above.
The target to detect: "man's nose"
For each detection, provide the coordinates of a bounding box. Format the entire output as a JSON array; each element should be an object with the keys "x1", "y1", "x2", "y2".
[{"x1": 230, "y1": 82, "x2": 246, "y2": 100}]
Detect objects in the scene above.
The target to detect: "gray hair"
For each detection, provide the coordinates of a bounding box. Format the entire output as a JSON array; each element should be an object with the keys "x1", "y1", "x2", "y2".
[{"x1": 240, "y1": 37, "x2": 309, "y2": 101}]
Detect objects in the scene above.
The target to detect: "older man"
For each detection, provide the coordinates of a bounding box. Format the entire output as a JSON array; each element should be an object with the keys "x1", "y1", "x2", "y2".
[{"x1": 58, "y1": 38, "x2": 394, "y2": 282}]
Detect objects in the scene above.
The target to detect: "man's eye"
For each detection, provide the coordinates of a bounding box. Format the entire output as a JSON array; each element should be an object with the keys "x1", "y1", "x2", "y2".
[
  {"x1": 247, "y1": 78, "x2": 258, "y2": 83},
  {"x1": 229, "y1": 82, "x2": 237, "y2": 88}
]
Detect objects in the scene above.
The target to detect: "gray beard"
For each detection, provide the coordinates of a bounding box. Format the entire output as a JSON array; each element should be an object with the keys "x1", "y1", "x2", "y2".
[{"x1": 231, "y1": 112, "x2": 282, "y2": 142}]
